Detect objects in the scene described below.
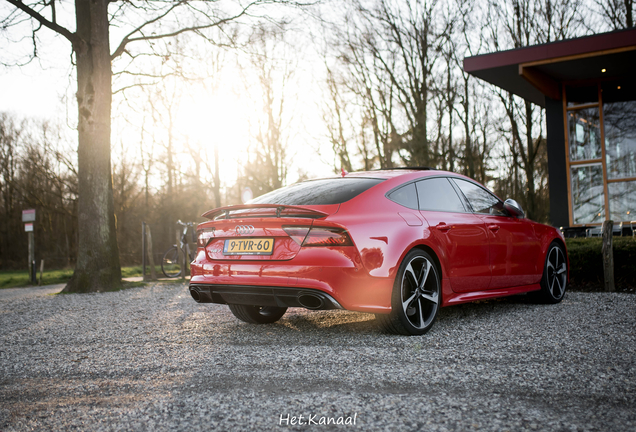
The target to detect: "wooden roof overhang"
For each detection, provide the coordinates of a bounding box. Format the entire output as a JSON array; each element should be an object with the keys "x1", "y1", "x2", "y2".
[{"x1": 463, "y1": 28, "x2": 636, "y2": 107}]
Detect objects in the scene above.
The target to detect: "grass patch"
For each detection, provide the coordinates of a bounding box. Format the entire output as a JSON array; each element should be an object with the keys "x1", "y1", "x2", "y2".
[
  {"x1": 0, "y1": 268, "x2": 74, "y2": 289},
  {"x1": 0, "y1": 265, "x2": 164, "y2": 289},
  {"x1": 121, "y1": 265, "x2": 162, "y2": 278}
]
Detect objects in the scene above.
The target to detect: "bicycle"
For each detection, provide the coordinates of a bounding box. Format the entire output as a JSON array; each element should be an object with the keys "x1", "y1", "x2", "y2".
[{"x1": 162, "y1": 220, "x2": 196, "y2": 278}]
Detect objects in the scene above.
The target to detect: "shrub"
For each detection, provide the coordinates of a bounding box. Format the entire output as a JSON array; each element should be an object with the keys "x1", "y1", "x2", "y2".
[{"x1": 565, "y1": 237, "x2": 636, "y2": 292}]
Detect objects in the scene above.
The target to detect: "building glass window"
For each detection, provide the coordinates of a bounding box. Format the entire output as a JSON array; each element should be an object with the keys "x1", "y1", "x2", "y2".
[
  {"x1": 604, "y1": 101, "x2": 636, "y2": 180},
  {"x1": 608, "y1": 181, "x2": 636, "y2": 222},
  {"x1": 564, "y1": 82, "x2": 636, "y2": 227},
  {"x1": 571, "y1": 164, "x2": 605, "y2": 224},
  {"x1": 568, "y1": 108, "x2": 602, "y2": 162}
]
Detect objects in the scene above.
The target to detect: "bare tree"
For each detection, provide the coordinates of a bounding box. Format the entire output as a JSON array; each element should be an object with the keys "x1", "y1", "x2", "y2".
[
  {"x1": 325, "y1": 0, "x2": 447, "y2": 170},
  {"x1": 347, "y1": 44, "x2": 398, "y2": 169},
  {"x1": 324, "y1": 66, "x2": 354, "y2": 173},
  {"x1": 594, "y1": 0, "x2": 633, "y2": 29},
  {"x1": 1, "y1": 0, "x2": 291, "y2": 292},
  {"x1": 0, "y1": 113, "x2": 21, "y2": 267},
  {"x1": 112, "y1": 139, "x2": 142, "y2": 265},
  {"x1": 331, "y1": 8, "x2": 398, "y2": 169},
  {"x1": 240, "y1": 25, "x2": 295, "y2": 196},
  {"x1": 185, "y1": 48, "x2": 227, "y2": 210},
  {"x1": 0, "y1": 114, "x2": 78, "y2": 268},
  {"x1": 361, "y1": 0, "x2": 441, "y2": 167},
  {"x1": 448, "y1": 0, "x2": 491, "y2": 180}
]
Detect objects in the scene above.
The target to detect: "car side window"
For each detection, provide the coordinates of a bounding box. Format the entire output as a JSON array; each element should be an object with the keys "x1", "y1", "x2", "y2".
[
  {"x1": 416, "y1": 178, "x2": 466, "y2": 212},
  {"x1": 387, "y1": 183, "x2": 419, "y2": 210},
  {"x1": 452, "y1": 178, "x2": 507, "y2": 216}
]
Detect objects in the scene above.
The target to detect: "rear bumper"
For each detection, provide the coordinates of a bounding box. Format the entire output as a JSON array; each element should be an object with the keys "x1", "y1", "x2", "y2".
[
  {"x1": 189, "y1": 284, "x2": 343, "y2": 310},
  {"x1": 189, "y1": 248, "x2": 393, "y2": 313}
]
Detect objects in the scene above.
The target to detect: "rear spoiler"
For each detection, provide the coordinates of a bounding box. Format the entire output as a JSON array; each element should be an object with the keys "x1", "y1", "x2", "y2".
[{"x1": 202, "y1": 204, "x2": 330, "y2": 220}]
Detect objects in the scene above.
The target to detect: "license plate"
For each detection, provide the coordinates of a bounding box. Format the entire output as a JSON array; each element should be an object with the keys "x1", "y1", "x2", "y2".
[{"x1": 223, "y1": 238, "x2": 274, "y2": 255}]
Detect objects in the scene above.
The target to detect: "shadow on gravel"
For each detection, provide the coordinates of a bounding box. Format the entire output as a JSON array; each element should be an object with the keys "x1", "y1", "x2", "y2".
[
  {"x1": 437, "y1": 293, "x2": 540, "y2": 321},
  {"x1": 197, "y1": 310, "x2": 381, "y2": 347},
  {"x1": 194, "y1": 293, "x2": 545, "y2": 342}
]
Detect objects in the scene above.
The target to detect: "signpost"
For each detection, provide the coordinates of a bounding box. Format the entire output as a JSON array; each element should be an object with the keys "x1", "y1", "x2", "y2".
[{"x1": 22, "y1": 209, "x2": 36, "y2": 284}]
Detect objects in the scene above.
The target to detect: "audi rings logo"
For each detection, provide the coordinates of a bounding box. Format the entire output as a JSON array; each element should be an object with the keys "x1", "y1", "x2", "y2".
[{"x1": 235, "y1": 225, "x2": 255, "y2": 235}]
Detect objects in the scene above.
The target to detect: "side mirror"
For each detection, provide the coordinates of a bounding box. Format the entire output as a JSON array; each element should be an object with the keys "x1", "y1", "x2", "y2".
[{"x1": 504, "y1": 199, "x2": 525, "y2": 218}]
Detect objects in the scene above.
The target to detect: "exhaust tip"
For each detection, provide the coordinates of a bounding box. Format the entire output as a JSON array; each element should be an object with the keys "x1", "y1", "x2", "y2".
[
  {"x1": 298, "y1": 294, "x2": 324, "y2": 310},
  {"x1": 190, "y1": 288, "x2": 202, "y2": 303}
]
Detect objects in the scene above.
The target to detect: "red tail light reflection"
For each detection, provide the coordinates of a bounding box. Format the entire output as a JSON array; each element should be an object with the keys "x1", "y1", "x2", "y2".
[
  {"x1": 302, "y1": 227, "x2": 353, "y2": 247},
  {"x1": 283, "y1": 226, "x2": 353, "y2": 247}
]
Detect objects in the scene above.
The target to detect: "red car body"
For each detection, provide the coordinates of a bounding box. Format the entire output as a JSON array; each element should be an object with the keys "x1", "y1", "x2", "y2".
[{"x1": 189, "y1": 169, "x2": 568, "y2": 333}]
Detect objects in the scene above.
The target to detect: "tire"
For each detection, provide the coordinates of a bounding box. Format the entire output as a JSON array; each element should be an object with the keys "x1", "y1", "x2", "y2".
[
  {"x1": 376, "y1": 249, "x2": 441, "y2": 336},
  {"x1": 228, "y1": 304, "x2": 288, "y2": 324},
  {"x1": 535, "y1": 242, "x2": 567, "y2": 304},
  {"x1": 162, "y1": 246, "x2": 185, "y2": 278}
]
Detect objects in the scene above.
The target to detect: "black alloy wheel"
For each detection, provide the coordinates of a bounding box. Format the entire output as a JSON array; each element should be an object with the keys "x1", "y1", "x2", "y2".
[
  {"x1": 536, "y1": 242, "x2": 567, "y2": 304},
  {"x1": 228, "y1": 304, "x2": 288, "y2": 324},
  {"x1": 377, "y1": 249, "x2": 441, "y2": 335}
]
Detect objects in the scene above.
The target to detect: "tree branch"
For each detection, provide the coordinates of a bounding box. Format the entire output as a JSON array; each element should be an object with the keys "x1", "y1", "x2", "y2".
[
  {"x1": 110, "y1": 1, "x2": 267, "y2": 60},
  {"x1": 110, "y1": 0, "x2": 185, "y2": 60},
  {"x1": 4, "y1": 0, "x2": 77, "y2": 46}
]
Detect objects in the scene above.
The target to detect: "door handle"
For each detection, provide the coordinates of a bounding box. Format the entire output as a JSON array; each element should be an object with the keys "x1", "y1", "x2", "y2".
[
  {"x1": 436, "y1": 223, "x2": 452, "y2": 232},
  {"x1": 488, "y1": 224, "x2": 500, "y2": 232}
]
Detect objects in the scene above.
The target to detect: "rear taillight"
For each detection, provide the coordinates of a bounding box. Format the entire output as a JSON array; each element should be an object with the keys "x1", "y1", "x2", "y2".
[
  {"x1": 301, "y1": 227, "x2": 353, "y2": 247},
  {"x1": 197, "y1": 229, "x2": 215, "y2": 247},
  {"x1": 283, "y1": 226, "x2": 353, "y2": 247}
]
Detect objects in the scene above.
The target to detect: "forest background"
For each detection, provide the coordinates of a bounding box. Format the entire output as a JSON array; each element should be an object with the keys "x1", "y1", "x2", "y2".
[{"x1": 0, "y1": 0, "x2": 632, "y2": 270}]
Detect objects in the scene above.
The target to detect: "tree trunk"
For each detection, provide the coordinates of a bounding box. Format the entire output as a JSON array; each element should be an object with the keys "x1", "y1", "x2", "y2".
[
  {"x1": 463, "y1": 76, "x2": 474, "y2": 178},
  {"x1": 522, "y1": 101, "x2": 534, "y2": 220},
  {"x1": 213, "y1": 144, "x2": 221, "y2": 208},
  {"x1": 63, "y1": 0, "x2": 121, "y2": 293},
  {"x1": 145, "y1": 223, "x2": 157, "y2": 281}
]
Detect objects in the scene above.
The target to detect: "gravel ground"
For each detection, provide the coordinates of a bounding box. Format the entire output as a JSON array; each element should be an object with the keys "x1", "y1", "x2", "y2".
[
  {"x1": 1, "y1": 283, "x2": 634, "y2": 431},
  {"x1": 0, "y1": 284, "x2": 65, "y2": 302}
]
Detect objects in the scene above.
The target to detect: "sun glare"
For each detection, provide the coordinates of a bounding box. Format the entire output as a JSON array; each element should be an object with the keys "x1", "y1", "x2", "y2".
[{"x1": 177, "y1": 84, "x2": 250, "y2": 183}]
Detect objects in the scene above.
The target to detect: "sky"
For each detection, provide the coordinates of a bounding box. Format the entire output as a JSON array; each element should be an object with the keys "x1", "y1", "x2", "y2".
[
  {"x1": 0, "y1": 3, "x2": 337, "y2": 194},
  {"x1": 0, "y1": 41, "x2": 72, "y2": 119}
]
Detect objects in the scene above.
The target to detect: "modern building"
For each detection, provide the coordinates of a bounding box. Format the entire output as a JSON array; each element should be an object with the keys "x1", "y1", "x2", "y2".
[{"x1": 464, "y1": 28, "x2": 636, "y2": 234}]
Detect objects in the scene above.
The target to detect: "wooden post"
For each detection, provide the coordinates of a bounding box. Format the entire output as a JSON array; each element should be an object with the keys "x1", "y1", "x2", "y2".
[
  {"x1": 28, "y1": 231, "x2": 35, "y2": 285},
  {"x1": 177, "y1": 228, "x2": 185, "y2": 281},
  {"x1": 602, "y1": 220, "x2": 615, "y2": 292},
  {"x1": 39, "y1": 260, "x2": 44, "y2": 286},
  {"x1": 22, "y1": 210, "x2": 37, "y2": 285},
  {"x1": 145, "y1": 224, "x2": 157, "y2": 281},
  {"x1": 185, "y1": 244, "x2": 190, "y2": 277},
  {"x1": 142, "y1": 221, "x2": 147, "y2": 281}
]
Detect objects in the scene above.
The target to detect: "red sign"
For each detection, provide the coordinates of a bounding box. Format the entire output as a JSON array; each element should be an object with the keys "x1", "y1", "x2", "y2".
[{"x1": 24, "y1": 223, "x2": 34, "y2": 232}]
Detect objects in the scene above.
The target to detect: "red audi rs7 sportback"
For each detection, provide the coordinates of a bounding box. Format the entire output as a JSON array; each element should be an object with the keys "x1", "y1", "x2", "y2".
[{"x1": 189, "y1": 168, "x2": 568, "y2": 335}]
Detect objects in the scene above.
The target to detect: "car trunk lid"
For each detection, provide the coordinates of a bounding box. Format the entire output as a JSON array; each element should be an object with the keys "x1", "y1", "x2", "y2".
[{"x1": 199, "y1": 204, "x2": 339, "y2": 261}]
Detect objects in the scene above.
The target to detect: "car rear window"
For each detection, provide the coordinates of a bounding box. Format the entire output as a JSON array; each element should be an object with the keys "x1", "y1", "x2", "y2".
[{"x1": 250, "y1": 178, "x2": 384, "y2": 205}]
